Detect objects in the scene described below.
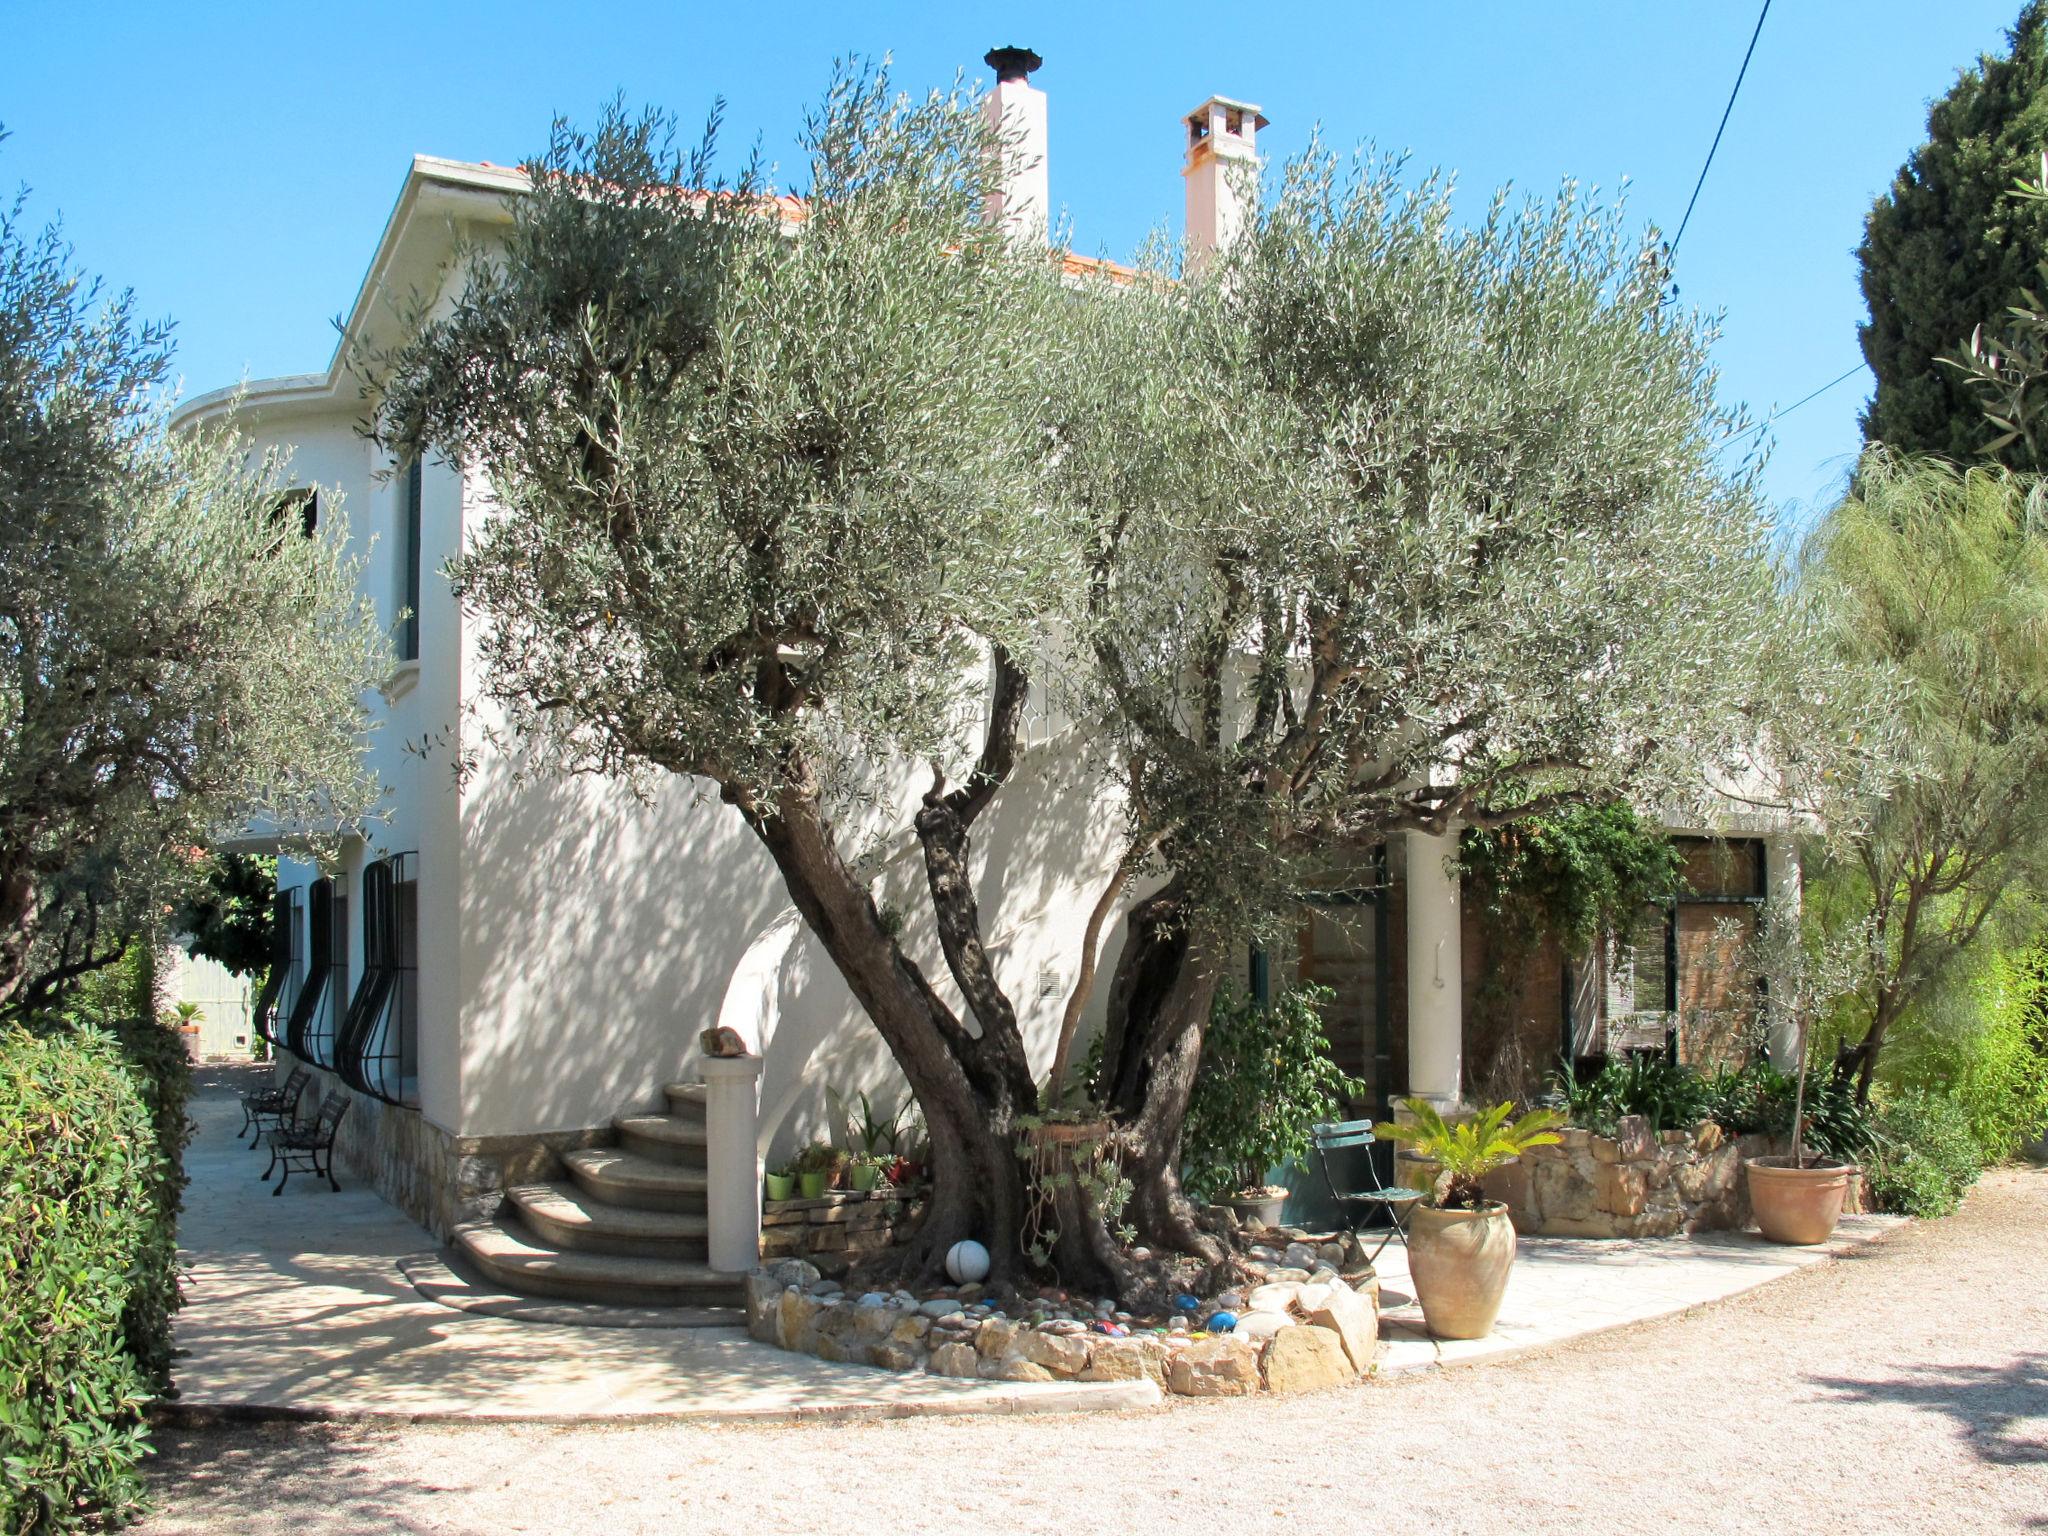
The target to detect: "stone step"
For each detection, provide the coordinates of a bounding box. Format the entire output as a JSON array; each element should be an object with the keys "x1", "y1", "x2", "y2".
[
  {"x1": 505, "y1": 1181, "x2": 709, "y2": 1261},
  {"x1": 563, "y1": 1146, "x2": 710, "y2": 1213},
  {"x1": 615, "y1": 1112, "x2": 709, "y2": 1168},
  {"x1": 453, "y1": 1216, "x2": 744, "y2": 1310},
  {"x1": 662, "y1": 1081, "x2": 708, "y2": 1119}
]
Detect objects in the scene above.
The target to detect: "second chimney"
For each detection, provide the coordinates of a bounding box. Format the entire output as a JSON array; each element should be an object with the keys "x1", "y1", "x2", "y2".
[
  {"x1": 983, "y1": 46, "x2": 1049, "y2": 246},
  {"x1": 1183, "y1": 95, "x2": 1268, "y2": 272}
]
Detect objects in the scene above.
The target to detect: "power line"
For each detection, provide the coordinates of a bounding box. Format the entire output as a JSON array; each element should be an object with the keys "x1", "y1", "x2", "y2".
[
  {"x1": 1669, "y1": 0, "x2": 1772, "y2": 259},
  {"x1": 1722, "y1": 362, "x2": 1866, "y2": 446}
]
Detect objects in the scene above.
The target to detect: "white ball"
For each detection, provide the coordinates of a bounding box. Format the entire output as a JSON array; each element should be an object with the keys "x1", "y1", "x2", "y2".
[{"x1": 944, "y1": 1239, "x2": 990, "y2": 1284}]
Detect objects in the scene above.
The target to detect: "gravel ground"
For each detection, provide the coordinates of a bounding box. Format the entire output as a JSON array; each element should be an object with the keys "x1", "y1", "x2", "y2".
[{"x1": 140, "y1": 1165, "x2": 2048, "y2": 1536}]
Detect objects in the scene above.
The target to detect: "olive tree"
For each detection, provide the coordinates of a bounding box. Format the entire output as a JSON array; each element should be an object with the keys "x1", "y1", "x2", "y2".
[
  {"x1": 374, "y1": 74, "x2": 1080, "y2": 1280},
  {"x1": 0, "y1": 168, "x2": 385, "y2": 1016},
  {"x1": 1044, "y1": 156, "x2": 1861, "y2": 1276}
]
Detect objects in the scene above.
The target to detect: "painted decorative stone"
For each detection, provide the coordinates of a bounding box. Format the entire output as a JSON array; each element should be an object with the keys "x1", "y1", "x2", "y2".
[
  {"x1": 945, "y1": 1239, "x2": 991, "y2": 1285},
  {"x1": 1206, "y1": 1311, "x2": 1239, "y2": 1332},
  {"x1": 1174, "y1": 1294, "x2": 1201, "y2": 1312}
]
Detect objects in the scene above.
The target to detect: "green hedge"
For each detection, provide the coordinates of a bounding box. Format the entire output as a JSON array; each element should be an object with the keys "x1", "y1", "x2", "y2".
[{"x1": 0, "y1": 1021, "x2": 189, "y2": 1534}]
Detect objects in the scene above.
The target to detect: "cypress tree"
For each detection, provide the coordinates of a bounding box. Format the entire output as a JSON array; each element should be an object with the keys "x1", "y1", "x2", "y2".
[{"x1": 1858, "y1": 2, "x2": 2048, "y2": 459}]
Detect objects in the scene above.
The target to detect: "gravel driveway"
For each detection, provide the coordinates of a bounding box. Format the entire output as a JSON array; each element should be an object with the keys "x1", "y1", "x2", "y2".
[{"x1": 140, "y1": 1165, "x2": 2048, "y2": 1535}]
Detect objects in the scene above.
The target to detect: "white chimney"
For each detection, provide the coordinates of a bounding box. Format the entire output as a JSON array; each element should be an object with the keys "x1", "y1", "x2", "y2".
[
  {"x1": 1183, "y1": 95, "x2": 1268, "y2": 272},
  {"x1": 983, "y1": 46, "x2": 1049, "y2": 245}
]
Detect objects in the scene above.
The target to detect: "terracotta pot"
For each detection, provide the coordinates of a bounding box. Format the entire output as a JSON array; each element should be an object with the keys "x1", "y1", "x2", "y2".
[
  {"x1": 1745, "y1": 1156, "x2": 1852, "y2": 1245},
  {"x1": 1225, "y1": 1190, "x2": 1287, "y2": 1227},
  {"x1": 1407, "y1": 1201, "x2": 1516, "y2": 1340}
]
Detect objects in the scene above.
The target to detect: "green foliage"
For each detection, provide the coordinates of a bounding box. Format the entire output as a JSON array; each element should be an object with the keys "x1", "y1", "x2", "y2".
[
  {"x1": 1858, "y1": 2, "x2": 2048, "y2": 459},
  {"x1": 1549, "y1": 1054, "x2": 1876, "y2": 1163},
  {"x1": 1883, "y1": 935, "x2": 2048, "y2": 1161},
  {"x1": 1551, "y1": 1054, "x2": 1714, "y2": 1137},
  {"x1": 827, "y1": 1087, "x2": 908, "y2": 1160},
  {"x1": 1462, "y1": 805, "x2": 1683, "y2": 954},
  {"x1": 0, "y1": 153, "x2": 384, "y2": 1016},
  {"x1": 791, "y1": 1141, "x2": 844, "y2": 1177},
  {"x1": 373, "y1": 74, "x2": 1070, "y2": 807},
  {"x1": 101, "y1": 1017, "x2": 190, "y2": 1392},
  {"x1": 1058, "y1": 147, "x2": 1861, "y2": 950},
  {"x1": 1801, "y1": 452, "x2": 2048, "y2": 1098},
  {"x1": 1375, "y1": 1099, "x2": 1565, "y2": 1210},
  {"x1": 175, "y1": 855, "x2": 276, "y2": 980},
  {"x1": 1865, "y1": 1088, "x2": 1985, "y2": 1216},
  {"x1": 1182, "y1": 985, "x2": 1363, "y2": 1199},
  {"x1": 0, "y1": 1026, "x2": 161, "y2": 1532}
]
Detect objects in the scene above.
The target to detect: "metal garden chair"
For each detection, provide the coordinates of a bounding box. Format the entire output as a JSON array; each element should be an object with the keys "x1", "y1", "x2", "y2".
[
  {"x1": 262, "y1": 1093, "x2": 350, "y2": 1194},
  {"x1": 1311, "y1": 1118, "x2": 1424, "y2": 1265},
  {"x1": 240, "y1": 1065, "x2": 309, "y2": 1147}
]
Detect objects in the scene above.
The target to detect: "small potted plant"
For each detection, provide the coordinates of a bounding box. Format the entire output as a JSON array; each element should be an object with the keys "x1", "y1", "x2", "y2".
[
  {"x1": 1184, "y1": 985, "x2": 1363, "y2": 1227},
  {"x1": 1375, "y1": 1099, "x2": 1565, "y2": 1340},
  {"x1": 847, "y1": 1153, "x2": 885, "y2": 1193},
  {"x1": 793, "y1": 1141, "x2": 843, "y2": 1199},
  {"x1": 172, "y1": 1001, "x2": 205, "y2": 1061},
  {"x1": 764, "y1": 1163, "x2": 795, "y2": 1202}
]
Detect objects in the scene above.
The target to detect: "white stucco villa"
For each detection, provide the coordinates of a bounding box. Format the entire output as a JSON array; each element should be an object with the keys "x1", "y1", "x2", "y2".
[{"x1": 181, "y1": 50, "x2": 1802, "y2": 1308}]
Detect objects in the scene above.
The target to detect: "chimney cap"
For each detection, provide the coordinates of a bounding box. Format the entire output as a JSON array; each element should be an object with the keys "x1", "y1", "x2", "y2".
[
  {"x1": 984, "y1": 46, "x2": 1043, "y2": 83},
  {"x1": 1185, "y1": 95, "x2": 1270, "y2": 132}
]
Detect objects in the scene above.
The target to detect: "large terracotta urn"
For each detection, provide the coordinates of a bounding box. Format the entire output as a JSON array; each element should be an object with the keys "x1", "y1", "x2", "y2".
[
  {"x1": 1406, "y1": 1202, "x2": 1517, "y2": 1340},
  {"x1": 1745, "y1": 1156, "x2": 1853, "y2": 1245}
]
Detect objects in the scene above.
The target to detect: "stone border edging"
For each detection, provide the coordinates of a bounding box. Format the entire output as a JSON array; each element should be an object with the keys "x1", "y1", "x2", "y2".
[{"x1": 746, "y1": 1259, "x2": 1381, "y2": 1397}]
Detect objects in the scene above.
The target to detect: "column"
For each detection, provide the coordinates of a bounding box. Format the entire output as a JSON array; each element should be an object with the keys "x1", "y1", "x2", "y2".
[
  {"x1": 1405, "y1": 825, "x2": 1464, "y2": 1109},
  {"x1": 1765, "y1": 834, "x2": 1804, "y2": 1068},
  {"x1": 701, "y1": 1053, "x2": 765, "y2": 1274}
]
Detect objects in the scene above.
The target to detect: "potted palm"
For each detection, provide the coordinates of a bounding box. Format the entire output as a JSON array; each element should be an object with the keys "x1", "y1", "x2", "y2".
[
  {"x1": 1375, "y1": 1100, "x2": 1565, "y2": 1340},
  {"x1": 1184, "y1": 985, "x2": 1362, "y2": 1227}
]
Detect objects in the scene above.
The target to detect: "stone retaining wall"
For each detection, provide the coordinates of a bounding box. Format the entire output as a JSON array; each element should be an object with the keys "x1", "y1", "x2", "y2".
[
  {"x1": 280, "y1": 1057, "x2": 604, "y2": 1239},
  {"x1": 760, "y1": 1190, "x2": 925, "y2": 1277},
  {"x1": 746, "y1": 1260, "x2": 1380, "y2": 1397},
  {"x1": 1481, "y1": 1116, "x2": 1780, "y2": 1238}
]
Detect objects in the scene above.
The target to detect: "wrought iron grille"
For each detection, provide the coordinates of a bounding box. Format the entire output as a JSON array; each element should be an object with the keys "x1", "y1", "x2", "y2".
[
  {"x1": 250, "y1": 889, "x2": 292, "y2": 1049},
  {"x1": 335, "y1": 853, "x2": 418, "y2": 1105},
  {"x1": 283, "y1": 878, "x2": 336, "y2": 1065}
]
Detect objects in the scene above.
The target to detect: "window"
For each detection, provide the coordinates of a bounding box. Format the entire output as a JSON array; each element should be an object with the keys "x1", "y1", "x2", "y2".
[
  {"x1": 1597, "y1": 838, "x2": 1767, "y2": 1066},
  {"x1": 326, "y1": 874, "x2": 350, "y2": 1055},
  {"x1": 397, "y1": 459, "x2": 422, "y2": 661},
  {"x1": 335, "y1": 853, "x2": 419, "y2": 1105},
  {"x1": 272, "y1": 487, "x2": 318, "y2": 538},
  {"x1": 280, "y1": 886, "x2": 306, "y2": 1028}
]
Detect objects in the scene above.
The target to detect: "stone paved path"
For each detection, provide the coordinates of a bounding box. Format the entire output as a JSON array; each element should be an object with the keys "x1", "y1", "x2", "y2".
[
  {"x1": 144, "y1": 1155, "x2": 2048, "y2": 1533},
  {"x1": 171, "y1": 1068, "x2": 1897, "y2": 1422}
]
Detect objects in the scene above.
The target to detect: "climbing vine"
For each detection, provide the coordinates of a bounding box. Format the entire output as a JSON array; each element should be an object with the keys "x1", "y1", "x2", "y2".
[{"x1": 1460, "y1": 803, "x2": 1683, "y2": 1093}]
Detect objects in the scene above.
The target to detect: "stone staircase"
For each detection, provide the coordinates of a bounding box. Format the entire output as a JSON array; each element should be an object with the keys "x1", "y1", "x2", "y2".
[{"x1": 452, "y1": 1080, "x2": 746, "y2": 1310}]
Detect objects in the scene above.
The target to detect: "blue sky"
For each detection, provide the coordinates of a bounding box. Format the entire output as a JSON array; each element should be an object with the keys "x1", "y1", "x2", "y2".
[{"x1": 0, "y1": 1, "x2": 2024, "y2": 525}]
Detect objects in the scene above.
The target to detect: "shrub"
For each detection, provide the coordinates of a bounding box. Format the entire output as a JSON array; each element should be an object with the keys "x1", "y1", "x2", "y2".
[
  {"x1": 1551, "y1": 1054, "x2": 1876, "y2": 1162},
  {"x1": 103, "y1": 1016, "x2": 191, "y2": 1392},
  {"x1": 1866, "y1": 1089, "x2": 1985, "y2": 1217},
  {"x1": 1879, "y1": 937, "x2": 2048, "y2": 1163},
  {"x1": 0, "y1": 1026, "x2": 158, "y2": 1532},
  {"x1": 1182, "y1": 985, "x2": 1362, "y2": 1199}
]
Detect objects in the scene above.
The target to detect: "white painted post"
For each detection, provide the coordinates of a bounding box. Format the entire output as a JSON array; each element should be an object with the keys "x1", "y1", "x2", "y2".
[
  {"x1": 1405, "y1": 826, "x2": 1465, "y2": 1110},
  {"x1": 701, "y1": 1054, "x2": 764, "y2": 1274},
  {"x1": 1766, "y1": 834, "x2": 1804, "y2": 1068}
]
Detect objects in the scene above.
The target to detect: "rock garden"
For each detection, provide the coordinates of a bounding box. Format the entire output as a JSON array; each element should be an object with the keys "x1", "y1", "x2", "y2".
[{"x1": 746, "y1": 1221, "x2": 1380, "y2": 1397}]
